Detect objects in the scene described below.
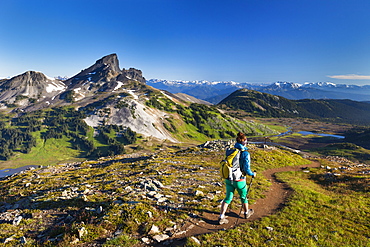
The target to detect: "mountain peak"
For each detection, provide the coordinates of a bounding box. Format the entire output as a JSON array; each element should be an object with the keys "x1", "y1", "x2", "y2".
[
  {"x1": 95, "y1": 53, "x2": 121, "y2": 73},
  {"x1": 15, "y1": 71, "x2": 51, "y2": 82}
]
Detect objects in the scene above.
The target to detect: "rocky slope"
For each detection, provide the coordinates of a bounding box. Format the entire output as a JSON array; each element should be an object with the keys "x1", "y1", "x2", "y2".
[
  {"x1": 0, "y1": 54, "x2": 281, "y2": 150},
  {"x1": 62, "y1": 53, "x2": 146, "y2": 102},
  {"x1": 0, "y1": 71, "x2": 66, "y2": 108}
]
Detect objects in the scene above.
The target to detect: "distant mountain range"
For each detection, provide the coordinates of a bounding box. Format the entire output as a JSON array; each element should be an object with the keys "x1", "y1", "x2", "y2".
[
  {"x1": 218, "y1": 89, "x2": 370, "y2": 125},
  {"x1": 147, "y1": 79, "x2": 370, "y2": 104},
  {"x1": 1, "y1": 53, "x2": 370, "y2": 163}
]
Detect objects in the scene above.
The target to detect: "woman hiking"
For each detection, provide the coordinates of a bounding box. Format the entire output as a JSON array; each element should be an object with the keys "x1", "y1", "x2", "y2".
[{"x1": 218, "y1": 132, "x2": 256, "y2": 225}]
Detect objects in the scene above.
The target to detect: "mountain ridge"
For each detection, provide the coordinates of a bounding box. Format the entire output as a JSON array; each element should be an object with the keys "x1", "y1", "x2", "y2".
[
  {"x1": 147, "y1": 79, "x2": 370, "y2": 103},
  {"x1": 218, "y1": 88, "x2": 370, "y2": 125},
  {"x1": 0, "y1": 54, "x2": 282, "y2": 163}
]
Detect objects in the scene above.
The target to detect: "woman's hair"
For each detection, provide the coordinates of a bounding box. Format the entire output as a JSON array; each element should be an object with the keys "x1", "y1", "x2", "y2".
[{"x1": 236, "y1": 132, "x2": 247, "y2": 143}]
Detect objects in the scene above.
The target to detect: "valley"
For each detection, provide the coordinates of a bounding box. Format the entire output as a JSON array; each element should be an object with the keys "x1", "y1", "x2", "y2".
[{"x1": 0, "y1": 54, "x2": 369, "y2": 246}]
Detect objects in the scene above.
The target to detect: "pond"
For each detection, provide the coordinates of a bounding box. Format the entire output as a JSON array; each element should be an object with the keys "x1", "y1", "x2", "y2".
[
  {"x1": 0, "y1": 165, "x2": 39, "y2": 178},
  {"x1": 298, "y1": 131, "x2": 345, "y2": 139}
]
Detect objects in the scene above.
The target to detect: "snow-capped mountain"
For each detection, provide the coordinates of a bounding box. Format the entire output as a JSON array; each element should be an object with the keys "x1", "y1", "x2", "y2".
[
  {"x1": 264, "y1": 81, "x2": 302, "y2": 90},
  {"x1": 147, "y1": 79, "x2": 370, "y2": 103},
  {"x1": 147, "y1": 79, "x2": 258, "y2": 104}
]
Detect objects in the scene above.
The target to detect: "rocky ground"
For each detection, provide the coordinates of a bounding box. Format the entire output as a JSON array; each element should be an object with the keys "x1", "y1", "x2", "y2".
[{"x1": 0, "y1": 141, "x2": 369, "y2": 246}]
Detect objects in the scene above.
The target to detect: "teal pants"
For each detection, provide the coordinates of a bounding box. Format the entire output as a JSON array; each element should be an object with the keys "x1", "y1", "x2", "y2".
[{"x1": 224, "y1": 179, "x2": 248, "y2": 204}]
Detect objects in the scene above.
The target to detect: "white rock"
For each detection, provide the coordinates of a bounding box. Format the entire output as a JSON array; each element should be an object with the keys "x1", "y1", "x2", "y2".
[
  {"x1": 146, "y1": 211, "x2": 153, "y2": 218},
  {"x1": 96, "y1": 206, "x2": 103, "y2": 214},
  {"x1": 173, "y1": 230, "x2": 187, "y2": 237},
  {"x1": 266, "y1": 226, "x2": 274, "y2": 231},
  {"x1": 157, "y1": 197, "x2": 167, "y2": 203},
  {"x1": 206, "y1": 193, "x2": 215, "y2": 199},
  {"x1": 152, "y1": 234, "x2": 170, "y2": 243},
  {"x1": 154, "y1": 193, "x2": 164, "y2": 199},
  {"x1": 148, "y1": 224, "x2": 160, "y2": 235},
  {"x1": 4, "y1": 236, "x2": 15, "y2": 244},
  {"x1": 70, "y1": 238, "x2": 80, "y2": 244},
  {"x1": 71, "y1": 187, "x2": 79, "y2": 192},
  {"x1": 142, "y1": 237, "x2": 151, "y2": 244},
  {"x1": 78, "y1": 227, "x2": 88, "y2": 238},
  {"x1": 195, "y1": 190, "x2": 204, "y2": 196},
  {"x1": 13, "y1": 215, "x2": 23, "y2": 226},
  {"x1": 190, "y1": 236, "x2": 201, "y2": 245}
]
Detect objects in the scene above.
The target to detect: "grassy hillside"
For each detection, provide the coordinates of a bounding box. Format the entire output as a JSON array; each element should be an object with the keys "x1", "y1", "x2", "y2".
[
  {"x1": 0, "y1": 97, "x2": 280, "y2": 169},
  {"x1": 219, "y1": 89, "x2": 370, "y2": 125},
  {"x1": 199, "y1": 165, "x2": 369, "y2": 246},
  {"x1": 0, "y1": 144, "x2": 368, "y2": 246}
]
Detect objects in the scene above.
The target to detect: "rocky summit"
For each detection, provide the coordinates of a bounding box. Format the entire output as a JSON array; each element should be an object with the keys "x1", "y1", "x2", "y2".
[
  {"x1": 63, "y1": 53, "x2": 146, "y2": 100},
  {"x1": 0, "y1": 71, "x2": 66, "y2": 107}
]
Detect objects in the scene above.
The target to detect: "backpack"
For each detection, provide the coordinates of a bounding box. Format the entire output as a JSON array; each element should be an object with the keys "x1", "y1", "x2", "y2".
[{"x1": 220, "y1": 148, "x2": 244, "y2": 180}]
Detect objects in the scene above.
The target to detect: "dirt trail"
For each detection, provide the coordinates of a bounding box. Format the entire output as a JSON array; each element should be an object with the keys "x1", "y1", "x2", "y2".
[{"x1": 160, "y1": 161, "x2": 320, "y2": 246}]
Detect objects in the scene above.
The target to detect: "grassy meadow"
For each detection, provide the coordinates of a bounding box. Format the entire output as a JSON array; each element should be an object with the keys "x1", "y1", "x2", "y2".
[
  {"x1": 195, "y1": 165, "x2": 369, "y2": 246},
  {"x1": 1, "y1": 142, "x2": 368, "y2": 246}
]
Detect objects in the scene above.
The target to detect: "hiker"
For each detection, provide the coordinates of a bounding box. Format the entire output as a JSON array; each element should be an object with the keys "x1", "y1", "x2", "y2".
[{"x1": 218, "y1": 132, "x2": 256, "y2": 225}]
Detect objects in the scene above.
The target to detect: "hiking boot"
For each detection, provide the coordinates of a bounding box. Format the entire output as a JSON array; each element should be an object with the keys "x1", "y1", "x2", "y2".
[
  {"x1": 218, "y1": 217, "x2": 229, "y2": 225},
  {"x1": 244, "y1": 209, "x2": 254, "y2": 219}
]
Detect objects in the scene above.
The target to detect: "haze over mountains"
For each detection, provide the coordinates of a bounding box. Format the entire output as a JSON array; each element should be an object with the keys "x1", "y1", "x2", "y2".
[{"x1": 147, "y1": 79, "x2": 370, "y2": 104}]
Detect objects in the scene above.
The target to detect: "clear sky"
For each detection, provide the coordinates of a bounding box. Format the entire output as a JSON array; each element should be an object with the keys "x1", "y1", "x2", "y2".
[{"x1": 1, "y1": 0, "x2": 370, "y2": 85}]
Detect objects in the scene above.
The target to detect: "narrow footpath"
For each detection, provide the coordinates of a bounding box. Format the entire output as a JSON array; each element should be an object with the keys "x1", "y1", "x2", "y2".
[{"x1": 159, "y1": 160, "x2": 321, "y2": 246}]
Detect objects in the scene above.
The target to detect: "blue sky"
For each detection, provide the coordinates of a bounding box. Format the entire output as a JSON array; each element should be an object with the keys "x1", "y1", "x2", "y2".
[{"x1": 1, "y1": 0, "x2": 370, "y2": 85}]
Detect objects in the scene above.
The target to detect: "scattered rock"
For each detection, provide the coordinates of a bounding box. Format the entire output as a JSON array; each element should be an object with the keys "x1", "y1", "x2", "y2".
[
  {"x1": 198, "y1": 140, "x2": 233, "y2": 150},
  {"x1": 96, "y1": 206, "x2": 103, "y2": 214},
  {"x1": 70, "y1": 238, "x2": 80, "y2": 244},
  {"x1": 13, "y1": 215, "x2": 23, "y2": 226},
  {"x1": 194, "y1": 190, "x2": 204, "y2": 197},
  {"x1": 266, "y1": 226, "x2": 274, "y2": 231},
  {"x1": 20, "y1": 236, "x2": 27, "y2": 244},
  {"x1": 190, "y1": 236, "x2": 201, "y2": 245},
  {"x1": 152, "y1": 234, "x2": 170, "y2": 243},
  {"x1": 3, "y1": 235, "x2": 15, "y2": 244},
  {"x1": 146, "y1": 211, "x2": 153, "y2": 218},
  {"x1": 148, "y1": 224, "x2": 160, "y2": 235},
  {"x1": 78, "y1": 227, "x2": 88, "y2": 239},
  {"x1": 142, "y1": 237, "x2": 151, "y2": 244}
]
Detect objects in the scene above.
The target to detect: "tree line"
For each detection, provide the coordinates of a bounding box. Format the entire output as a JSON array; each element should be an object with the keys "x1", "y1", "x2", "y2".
[{"x1": 0, "y1": 107, "x2": 138, "y2": 160}]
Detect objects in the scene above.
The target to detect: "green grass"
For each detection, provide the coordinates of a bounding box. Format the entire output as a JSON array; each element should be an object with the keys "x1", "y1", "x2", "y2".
[
  {"x1": 0, "y1": 144, "x2": 368, "y2": 246},
  {"x1": 193, "y1": 164, "x2": 370, "y2": 246},
  {"x1": 0, "y1": 134, "x2": 84, "y2": 169},
  {"x1": 311, "y1": 143, "x2": 370, "y2": 164}
]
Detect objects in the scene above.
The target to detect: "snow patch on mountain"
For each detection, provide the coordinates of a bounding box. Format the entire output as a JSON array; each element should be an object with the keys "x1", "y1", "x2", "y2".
[
  {"x1": 113, "y1": 81, "x2": 124, "y2": 92},
  {"x1": 267, "y1": 81, "x2": 302, "y2": 89},
  {"x1": 46, "y1": 81, "x2": 66, "y2": 93}
]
